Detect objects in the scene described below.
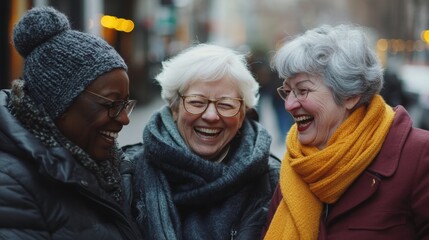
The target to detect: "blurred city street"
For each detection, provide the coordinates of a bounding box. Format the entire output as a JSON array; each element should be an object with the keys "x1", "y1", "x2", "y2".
[{"x1": 3, "y1": 0, "x2": 429, "y2": 160}]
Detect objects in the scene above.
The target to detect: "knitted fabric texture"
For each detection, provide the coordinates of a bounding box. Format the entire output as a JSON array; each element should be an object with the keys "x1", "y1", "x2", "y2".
[
  {"x1": 12, "y1": 6, "x2": 127, "y2": 120},
  {"x1": 134, "y1": 106, "x2": 272, "y2": 240},
  {"x1": 264, "y1": 95, "x2": 395, "y2": 240},
  {"x1": 7, "y1": 80, "x2": 123, "y2": 203}
]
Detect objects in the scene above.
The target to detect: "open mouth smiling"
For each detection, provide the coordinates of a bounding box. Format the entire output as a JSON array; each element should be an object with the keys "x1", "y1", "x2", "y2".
[
  {"x1": 194, "y1": 127, "x2": 222, "y2": 138},
  {"x1": 99, "y1": 130, "x2": 118, "y2": 142},
  {"x1": 294, "y1": 115, "x2": 314, "y2": 129}
]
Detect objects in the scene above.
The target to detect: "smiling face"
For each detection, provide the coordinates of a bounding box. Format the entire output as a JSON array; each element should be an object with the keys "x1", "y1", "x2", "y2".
[
  {"x1": 55, "y1": 68, "x2": 131, "y2": 161},
  {"x1": 172, "y1": 77, "x2": 246, "y2": 160},
  {"x1": 284, "y1": 73, "x2": 358, "y2": 149}
]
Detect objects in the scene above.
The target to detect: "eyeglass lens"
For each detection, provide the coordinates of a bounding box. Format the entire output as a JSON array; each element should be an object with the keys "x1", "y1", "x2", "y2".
[
  {"x1": 182, "y1": 95, "x2": 242, "y2": 117},
  {"x1": 85, "y1": 90, "x2": 136, "y2": 119},
  {"x1": 109, "y1": 100, "x2": 136, "y2": 118},
  {"x1": 277, "y1": 87, "x2": 309, "y2": 101}
]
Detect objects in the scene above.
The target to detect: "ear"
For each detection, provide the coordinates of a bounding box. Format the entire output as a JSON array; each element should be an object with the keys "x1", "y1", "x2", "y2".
[{"x1": 345, "y1": 95, "x2": 361, "y2": 110}]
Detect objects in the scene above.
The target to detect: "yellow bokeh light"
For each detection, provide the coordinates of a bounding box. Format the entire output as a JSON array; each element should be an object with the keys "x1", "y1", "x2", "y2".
[
  {"x1": 377, "y1": 39, "x2": 389, "y2": 51},
  {"x1": 421, "y1": 30, "x2": 429, "y2": 43},
  {"x1": 101, "y1": 15, "x2": 118, "y2": 29},
  {"x1": 405, "y1": 40, "x2": 414, "y2": 52},
  {"x1": 393, "y1": 39, "x2": 405, "y2": 52},
  {"x1": 123, "y1": 20, "x2": 135, "y2": 33},
  {"x1": 115, "y1": 18, "x2": 125, "y2": 31},
  {"x1": 100, "y1": 15, "x2": 134, "y2": 33}
]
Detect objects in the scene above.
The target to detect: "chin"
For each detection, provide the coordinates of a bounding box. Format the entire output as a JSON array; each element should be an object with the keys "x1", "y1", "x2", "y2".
[{"x1": 193, "y1": 150, "x2": 217, "y2": 160}]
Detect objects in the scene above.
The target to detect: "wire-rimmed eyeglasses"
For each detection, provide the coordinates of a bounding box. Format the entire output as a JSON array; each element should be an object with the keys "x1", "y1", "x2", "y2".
[
  {"x1": 84, "y1": 90, "x2": 137, "y2": 119},
  {"x1": 179, "y1": 94, "x2": 244, "y2": 117},
  {"x1": 277, "y1": 86, "x2": 311, "y2": 102}
]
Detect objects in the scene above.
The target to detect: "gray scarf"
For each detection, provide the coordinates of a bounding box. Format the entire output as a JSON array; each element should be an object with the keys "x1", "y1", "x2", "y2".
[
  {"x1": 7, "y1": 80, "x2": 123, "y2": 203},
  {"x1": 134, "y1": 106, "x2": 272, "y2": 240}
]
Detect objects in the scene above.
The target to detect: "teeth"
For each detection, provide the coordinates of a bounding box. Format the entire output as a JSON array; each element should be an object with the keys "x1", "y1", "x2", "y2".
[
  {"x1": 195, "y1": 127, "x2": 221, "y2": 134},
  {"x1": 100, "y1": 130, "x2": 118, "y2": 139},
  {"x1": 294, "y1": 115, "x2": 312, "y2": 122}
]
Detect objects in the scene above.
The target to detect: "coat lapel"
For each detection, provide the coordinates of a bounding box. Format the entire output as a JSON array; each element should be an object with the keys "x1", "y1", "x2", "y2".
[
  {"x1": 326, "y1": 106, "x2": 411, "y2": 224},
  {"x1": 326, "y1": 171, "x2": 380, "y2": 223}
]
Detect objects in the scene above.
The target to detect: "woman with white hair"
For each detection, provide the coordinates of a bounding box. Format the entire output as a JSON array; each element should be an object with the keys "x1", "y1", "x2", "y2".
[{"x1": 124, "y1": 43, "x2": 280, "y2": 240}]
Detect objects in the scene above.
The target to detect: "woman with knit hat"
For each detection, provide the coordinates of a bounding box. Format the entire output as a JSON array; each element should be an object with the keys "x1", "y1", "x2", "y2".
[
  {"x1": 263, "y1": 24, "x2": 429, "y2": 239},
  {"x1": 0, "y1": 6, "x2": 141, "y2": 239}
]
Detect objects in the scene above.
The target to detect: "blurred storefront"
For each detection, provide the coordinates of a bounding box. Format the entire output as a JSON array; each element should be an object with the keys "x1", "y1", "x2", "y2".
[
  {"x1": 2, "y1": 0, "x2": 144, "y2": 103},
  {"x1": 2, "y1": 0, "x2": 429, "y2": 107},
  {"x1": 2, "y1": 0, "x2": 217, "y2": 105}
]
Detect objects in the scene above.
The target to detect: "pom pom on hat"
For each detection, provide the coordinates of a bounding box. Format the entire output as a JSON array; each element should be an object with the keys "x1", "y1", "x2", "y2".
[
  {"x1": 13, "y1": 6, "x2": 70, "y2": 58},
  {"x1": 12, "y1": 6, "x2": 127, "y2": 120}
]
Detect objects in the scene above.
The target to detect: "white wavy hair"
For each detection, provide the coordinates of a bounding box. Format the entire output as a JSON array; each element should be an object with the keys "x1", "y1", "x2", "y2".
[{"x1": 155, "y1": 43, "x2": 260, "y2": 108}]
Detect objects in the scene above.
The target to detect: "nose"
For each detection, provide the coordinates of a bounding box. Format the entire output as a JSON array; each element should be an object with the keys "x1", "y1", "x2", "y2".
[
  {"x1": 284, "y1": 94, "x2": 301, "y2": 112},
  {"x1": 201, "y1": 102, "x2": 220, "y2": 121},
  {"x1": 115, "y1": 109, "x2": 131, "y2": 125}
]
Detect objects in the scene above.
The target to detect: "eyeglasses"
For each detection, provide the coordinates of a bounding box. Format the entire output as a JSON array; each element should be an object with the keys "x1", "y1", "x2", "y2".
[
  {"x1": 277, "y1": 86, "x2": 311, "y2": 102},
  {"x1": 84, "y1": 90, "x2": 137, "y2": 119},
  {"x1": 179, "y1": 94, "x2": 244, "y2": 117}
]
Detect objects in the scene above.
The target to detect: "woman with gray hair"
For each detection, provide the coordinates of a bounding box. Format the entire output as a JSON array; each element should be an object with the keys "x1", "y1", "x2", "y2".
[
  {"x1": 123, "y1": 43, "x2": 280, "y2": 239},
  {"x1": 263, "y1": 24, "x2": 429, "y2": 239}
]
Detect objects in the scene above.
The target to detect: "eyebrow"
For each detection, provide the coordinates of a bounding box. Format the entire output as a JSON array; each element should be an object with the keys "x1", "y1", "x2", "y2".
[
  {"x1": 283, "y1": 79, "x2": 314, "y2": 87},
  {"x1": 184, "y1": 93, "x2": 241, "y2": 99}
]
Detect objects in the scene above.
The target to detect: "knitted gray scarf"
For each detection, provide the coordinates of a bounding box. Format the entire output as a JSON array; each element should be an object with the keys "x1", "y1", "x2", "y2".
[
  {"x1": 134, "y1": 106, "x2": 272, "y2": 240},
  {"x1": 7, "y1": 80, "x2": 123, "y2": 203}
]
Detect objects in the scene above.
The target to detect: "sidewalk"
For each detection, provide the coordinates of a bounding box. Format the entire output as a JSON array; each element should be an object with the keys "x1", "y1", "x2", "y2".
[{"x1": 117, "y1": 96, "x2": 286, "y2": 159}]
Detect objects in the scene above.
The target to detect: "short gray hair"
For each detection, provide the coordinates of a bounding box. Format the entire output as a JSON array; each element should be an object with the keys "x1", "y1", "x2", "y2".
[
  {"x1": 155, "y1": 43, "x2": 259, "y2": 108},
  {"x1": 272, "y1": 24, "x2": 383, "y2": 108}
]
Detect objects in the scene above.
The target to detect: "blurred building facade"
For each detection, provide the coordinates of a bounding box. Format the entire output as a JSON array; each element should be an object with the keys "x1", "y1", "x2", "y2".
[{"x1": 2, "y1": 0, "x2": 429, "y2": 106}]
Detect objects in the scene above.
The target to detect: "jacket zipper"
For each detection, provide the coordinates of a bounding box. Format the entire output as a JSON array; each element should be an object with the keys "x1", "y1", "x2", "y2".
[{"x1": 230, "y1": 228, "x2": 237, "y2": 240}]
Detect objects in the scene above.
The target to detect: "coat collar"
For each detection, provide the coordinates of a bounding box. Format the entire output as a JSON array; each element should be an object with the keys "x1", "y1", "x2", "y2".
[
  {"x1": 367, "y1": 106, "x2": 412, "y2": 177},
  {"x1": 0, "y1": 90, "x2": 98, "y2": 187},
  {"x1": 324, "y1": 106, "x2": 414, "y2": 225}
]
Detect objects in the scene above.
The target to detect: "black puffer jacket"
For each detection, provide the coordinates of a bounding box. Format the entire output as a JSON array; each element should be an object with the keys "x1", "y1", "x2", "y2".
[{"x1": 0, "y1": 90, "x2": 141, "y2": 240}]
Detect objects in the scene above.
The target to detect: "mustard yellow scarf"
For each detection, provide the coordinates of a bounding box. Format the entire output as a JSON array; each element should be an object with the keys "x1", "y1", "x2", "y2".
[{"x1": 264, "y1": 95, "x2": 394, "y2": 240}]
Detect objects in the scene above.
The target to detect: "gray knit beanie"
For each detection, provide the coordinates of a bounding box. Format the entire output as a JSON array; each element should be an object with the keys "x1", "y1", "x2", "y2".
[{"x1": 12, "y1": 6, "x2": 127, "y2": 120}]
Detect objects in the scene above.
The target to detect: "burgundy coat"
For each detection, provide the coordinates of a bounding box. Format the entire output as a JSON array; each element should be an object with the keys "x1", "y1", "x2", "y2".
[{"x1": 263, "y1": 106, "x2": 429, "y2": 240}]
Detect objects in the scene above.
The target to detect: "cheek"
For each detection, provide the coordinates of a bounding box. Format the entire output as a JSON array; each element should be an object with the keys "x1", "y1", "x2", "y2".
[
  {"x1": 308, "y1": 95, "x2": 335, "y2": 120},
  {"x1": 73, "y1": 108, "x2": 109, "y2": 149},
  {"x1": 314, "y1": 105, "x2": 330, "y2": 124},
  {"x1": 174, "y1": 111, "x2": 197, "y2": 140},
  {"x1": 79, "y1": 105, "x2": 108, "y2": 128},
  {"x1": 313, "y1": 101, "x2": 346, "y2": 144},
  {"x1": 224, "y1": 115, "x2": 244, "y2": 136},
  {"x1": 176, "y1": 118, "x2": 188, "y2": 135},
  {"x1": 304, "y1": 99, "x2": 326, "y2": 120}
]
